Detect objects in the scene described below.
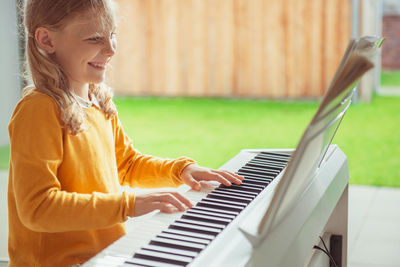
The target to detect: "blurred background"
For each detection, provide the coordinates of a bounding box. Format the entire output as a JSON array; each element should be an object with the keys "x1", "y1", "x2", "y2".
[{"x1": 0, "y1": 0, "x2": 399, "y2": 264}]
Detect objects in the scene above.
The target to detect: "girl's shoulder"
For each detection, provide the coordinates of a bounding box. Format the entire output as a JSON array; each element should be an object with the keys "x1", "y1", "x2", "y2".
[
  {"x1": 16, "y1": 89, "x2": 58, "y2": 111},
  {"x1": 11, "y1": 89, "x2": 60, "y2": 124},
  {"x1": 20, "y1": 89, "x2": 57, "y2": 105}
]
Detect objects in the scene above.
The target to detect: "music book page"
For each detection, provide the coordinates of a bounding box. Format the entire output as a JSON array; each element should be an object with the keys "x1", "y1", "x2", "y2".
[{"x1": 256, "y1": 36, "x2": 384, "y2": 238}]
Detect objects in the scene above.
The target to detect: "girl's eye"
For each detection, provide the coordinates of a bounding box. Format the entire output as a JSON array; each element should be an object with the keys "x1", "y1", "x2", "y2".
[{"x1": 88, "y1": 37, "x2": 101, "y2": 42}]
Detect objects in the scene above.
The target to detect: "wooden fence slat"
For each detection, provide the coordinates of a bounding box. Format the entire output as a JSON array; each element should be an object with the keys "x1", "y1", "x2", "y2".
[{"x1": 108, "y1": 0, "x2": 351, "y2": 98}]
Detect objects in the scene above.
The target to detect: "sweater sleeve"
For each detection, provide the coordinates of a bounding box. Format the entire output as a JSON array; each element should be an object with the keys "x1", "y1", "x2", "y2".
[
  {"x1": 111, "y1": 114, "x2": 196, "y2": 188},
  {"x1": 9, "y1": 94, "x2": 135, "y2": 233}
]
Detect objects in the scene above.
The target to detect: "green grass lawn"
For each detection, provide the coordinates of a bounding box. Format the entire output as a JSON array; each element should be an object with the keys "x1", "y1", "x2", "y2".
[
  {"x1": 381, "y1": 70, "x2": 400, "y2": 87},
  {"x1": 1, "y1": 95, "x2": 399, "y2": 187}
]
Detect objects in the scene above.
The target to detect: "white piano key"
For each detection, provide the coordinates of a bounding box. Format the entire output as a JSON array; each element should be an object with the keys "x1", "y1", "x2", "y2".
[
  {"x1": 196, "y1": 200, "x2": 244, "y2": 212},
  {"x1": 123, "y1": 257, "x2": 182, "y2": 267},
  {"x1": 161, "y1": 229, "x2": 214, "y2": 241},
  {"x1": 150, "y1": 237, "x2": 206, "y2": 251},
  {"x1": 207, "y1": 192, "x2": 253, "y2": 203},
  {"x1": 201, "y1": 197, "x2": 248, "y2": 208},
  {"x1": 205, "y1": 192, "x2": 255, "y2": 201},
  {"x1": 186, "y1": 209, "x2": 236, "y2": 220},
  {"x1": 156, "y1": 232, "x2": 211, "y2": 245},
  {"x1": 176, "y1": 218, "x2": 225, "y2": 230},
  {"x1": 133, "y1": 249, "x2": 192, "y2": 265},
  {"x1": 170, "y1": 222, "x2": 221, "y2": 236},
  {"x1": 216, "y1": 185, "x2": 261, "y2": 194},
  {"x1": 88, "y1": 255, "x2": 127, "y2": 267},
  {"x1": 181, "y1": 213, "x2": 231, "y2": 225},
  {"x1": 237, "y1": 171, "x2": 274, "y2": 180},
  {"x1": 142, "y1": 244, "x2": 198, "y2": 258},
  {"x1": 190, "y1": 206, "x2": 239, "y2": 216}
]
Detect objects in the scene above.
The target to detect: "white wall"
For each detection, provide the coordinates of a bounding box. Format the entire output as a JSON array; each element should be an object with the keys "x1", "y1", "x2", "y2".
[
  {"x1": 357, "y1": 0, "x2": 383, "y2": 102},
  {"x1": 0, "y1": 0, "x2": 21, "y2": 261},
  {"x1": 0, "y1": 0, "x2": 21, "y2": 146}
]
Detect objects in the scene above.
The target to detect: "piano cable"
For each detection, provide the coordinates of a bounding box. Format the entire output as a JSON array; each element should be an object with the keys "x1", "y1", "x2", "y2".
[{"x1": 313, "y1": 236, "x2": 339, "y2": 267}]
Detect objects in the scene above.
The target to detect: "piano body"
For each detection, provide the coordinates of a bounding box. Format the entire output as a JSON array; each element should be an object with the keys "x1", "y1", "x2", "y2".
[
  {"x1": 84, "y1": 36, "x2": 383, "y2": 267},
  {"x1": 83, "y1": 145, "x2": 348, "y2": 267}
]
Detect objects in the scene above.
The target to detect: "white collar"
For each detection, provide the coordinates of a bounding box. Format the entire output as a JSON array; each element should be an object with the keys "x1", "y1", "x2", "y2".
[{"x1": 72, "y1": 92, "x2": 100, "y2": 109}]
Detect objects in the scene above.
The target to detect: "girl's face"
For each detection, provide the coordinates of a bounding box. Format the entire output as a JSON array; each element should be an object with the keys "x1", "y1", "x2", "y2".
[{"x1": 51, "y1": 11, "x2": 117, "y2": 91}]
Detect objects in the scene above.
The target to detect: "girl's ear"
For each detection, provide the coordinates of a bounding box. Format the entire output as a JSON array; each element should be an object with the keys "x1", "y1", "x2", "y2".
[{"x1": 35, "y1": 27, "x2": 56, "y2": 54}]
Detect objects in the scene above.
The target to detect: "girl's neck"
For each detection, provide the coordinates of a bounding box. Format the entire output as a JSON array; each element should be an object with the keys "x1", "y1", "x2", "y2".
[{"x1": 71, "y1": 84, "x2": 90, "y2": 101}]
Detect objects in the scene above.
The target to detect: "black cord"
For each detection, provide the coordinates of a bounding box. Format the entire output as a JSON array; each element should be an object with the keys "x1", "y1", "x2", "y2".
[{"x1": 313, "y1": 236, "x2": 338, "y2": 267}]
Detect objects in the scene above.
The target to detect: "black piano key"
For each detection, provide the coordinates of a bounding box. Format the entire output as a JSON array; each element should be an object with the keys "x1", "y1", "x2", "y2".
[
  {"x1": 175, "y1": 218, "x2": 225, "y2": 230},
  {"x1": 196, "y1": 200, "x2": 244, "y2": 213},
  {"x1": 237, "y1": 171, "x2": 274, "y2": 180},
  {"x1": 240, "y1": 179, "x2": 270, "y2": 187},
  {"x1": 162, "y1": 229, "x2": 214, "y2": 241},
  {"x1": 218, "y1": 184, "x2": 263, "y2": 194},
  {"x1": 169, "y1": 222, "x2": 221, "y2": 236},
  {"x1": 182, "y1": 212, "x2": 231, "y2": 225},
  {"x1": 157, "y1": 232, "x2": 211, "y2": 245},
  {"x1": 190, "y1": 206, "x2": 239, "y2": 216},
  {"x1": 241, "y1": 178, "x2": 272, "y2": 186},
  {"x1": 249, "y1": 158, "x2": 287, "y2": 168},
  {"x1": 229, "y1": 182, "x2": 265, "y2": 190},
  {"x1": 255, "y1": 154, "x2": 290, "y2": 163},
  {"x1": 214, "y1": 187, "x2": 259, "y2": 197},
  {"x1": 133, "y1": 249, "x2": 192, "y2": 266},
  {"x1": 259, "y1": 151, "x2": 291, "y2": 158},
  {"x1": 239, "y1": 166, "x2": 279, "y2": 176},
  {"x1": 250, "y1": 156, "x2": 287, "y2": 162},
  {"x1": 187, "y1": 208, "x2": 237, "y2": 220},
  {"x1": 240, "y1": 166, "x2": 280, "y2": 175},
  {"x1": 246, "y1": 161, "x2": 285, "y2": 171},
  {"x1": 142, "y1": 244, "x2": 198, "y2": 258},
  {"x1": 201, "y1": 197, "x2": 248, "y2": 208},
  {"x1": 211, "y1": 188, "x2": 257, "y2": 200},
  {"x1": 206, "y1": 192, "x2": 253, "y2": 204},
  {"x1": 150, "y1": 237, "x2": 206, "y2": 252},
  {"x1": 124, "y1": 257, "x2": 182, "y2": 267}
]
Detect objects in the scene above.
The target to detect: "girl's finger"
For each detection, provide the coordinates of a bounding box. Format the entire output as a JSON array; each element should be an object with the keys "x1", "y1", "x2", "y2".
[
  {"x1": 157, "y1": 202, "x2": 179, "y2": 213},
  {"x1": 214, "y1": 170, "x2": 243, "y2": 184},
  {"x1": 156, "y1": 193, "x2": 188, "y2": 211},
  {"x1": 202, "y1": 172, "x2": 232, "y2": 186},
  {"x1": 181, "y1": 173, "x2": 201, "y2": 191},
  {"x1": 170, "y1": 192, "x2": 194, "y2": 209}
]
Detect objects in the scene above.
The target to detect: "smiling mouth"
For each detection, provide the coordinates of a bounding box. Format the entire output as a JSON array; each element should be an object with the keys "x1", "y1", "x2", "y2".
[{"x1": 88, "y1": 62, "x2": 107, "y2": 70}]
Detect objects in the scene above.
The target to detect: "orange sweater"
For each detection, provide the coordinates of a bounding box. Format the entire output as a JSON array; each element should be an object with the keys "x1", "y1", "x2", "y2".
[{"x1": 8, "y1": 91, "x2": 195, "y2": 267}]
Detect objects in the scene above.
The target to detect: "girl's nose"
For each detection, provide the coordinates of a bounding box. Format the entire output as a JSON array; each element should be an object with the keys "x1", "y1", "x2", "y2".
[{"x1": 103, "y1": 38, "x2": 116, "y2": 57}]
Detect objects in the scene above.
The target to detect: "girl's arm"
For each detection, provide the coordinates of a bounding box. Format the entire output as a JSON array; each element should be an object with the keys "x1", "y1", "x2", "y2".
[
  {"x1": 112, "y1": 114, "x2": 195, "y2": 188},
  {"x1": 112, "y1": 115, "x2": 243, "y2": 190},
  {"x1": 9, "y1": 95, "x2": 136, "y2": 232}
]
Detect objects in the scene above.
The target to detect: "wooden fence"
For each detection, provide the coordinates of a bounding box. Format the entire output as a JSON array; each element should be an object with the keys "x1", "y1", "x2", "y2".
[{"x1": 107, "y1": 0, "x2": 351, "y2": 98}]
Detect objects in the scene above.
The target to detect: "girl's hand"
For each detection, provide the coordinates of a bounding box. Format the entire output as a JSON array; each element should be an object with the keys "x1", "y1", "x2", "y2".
[
  {"x1": 134, "y1": 191, "x2": 193, "y2": 217},
  {"x1": 180, "y1": 164, "x2": 244, "y2": 191}
]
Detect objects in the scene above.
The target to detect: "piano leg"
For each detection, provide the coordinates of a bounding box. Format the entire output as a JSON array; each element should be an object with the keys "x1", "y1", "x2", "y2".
[{"x1": 305, "y1": 184, "x2": 348, "y2": 267}]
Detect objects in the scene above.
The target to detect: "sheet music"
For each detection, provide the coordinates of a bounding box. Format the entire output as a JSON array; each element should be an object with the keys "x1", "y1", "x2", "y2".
[{"x1": 248, "y1": 36, "x2": 384, "y2": 241}]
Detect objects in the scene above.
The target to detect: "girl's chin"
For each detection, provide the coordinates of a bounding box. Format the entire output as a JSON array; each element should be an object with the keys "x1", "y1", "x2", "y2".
[{"x1": 88, "y1": 74, "x2": 106, "y2": 84}]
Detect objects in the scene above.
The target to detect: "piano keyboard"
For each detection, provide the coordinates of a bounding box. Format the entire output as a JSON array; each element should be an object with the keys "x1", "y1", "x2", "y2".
[{"x1": 84, "y1": 151, "x2": 291, "y2": 267}]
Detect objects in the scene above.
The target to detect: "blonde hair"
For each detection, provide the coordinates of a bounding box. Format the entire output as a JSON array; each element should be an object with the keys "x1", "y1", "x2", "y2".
[{"x1": 23, "y1": 0, "x2": 118, "y2": 135}]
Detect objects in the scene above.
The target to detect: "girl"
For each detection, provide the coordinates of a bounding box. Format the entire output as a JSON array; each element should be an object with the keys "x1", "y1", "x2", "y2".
[{"x1": 8, "y1": 0, "x2": 243, "y2": 266}]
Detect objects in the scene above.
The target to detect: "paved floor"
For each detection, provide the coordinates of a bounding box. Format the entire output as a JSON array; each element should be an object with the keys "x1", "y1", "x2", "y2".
[
  {"x1": 348, "y1": 185, "x2": 400, "y2": 267},
  {"x1": 378, "y1": 86, "x2": 400, "y2": 96},
  {"x1": 0, "y1": 171, "x2": 399, "y2": 266}
]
